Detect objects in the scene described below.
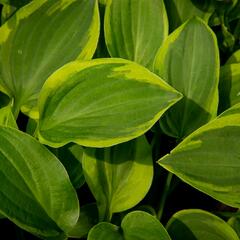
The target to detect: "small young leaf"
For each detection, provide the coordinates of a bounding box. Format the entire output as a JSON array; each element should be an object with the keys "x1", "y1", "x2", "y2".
[
  {"x1": 167, "y1": 209, "x2": 239, "y2": 240},
  {"x1": 158, "y1": 103, "x2": 240, "y2": 208},
  {"x1": 154, "y1": 17, "x2": 220, "y2": 139},
  {"x1": 0, "y1": 0, "x2": 100, "y2": 118},
  {"x1": 88, "y1": 211, "x2": 171, "y2": 240},
  {"x1": 38, "y1": 58, "x2": 182, "y2": 148},
  {"x1": 104, "y1": 0, "x2": 168, "y2": 69},
  {"x1": 219, "y1": 63, "x2": 240, "y2": 112},
  {"x1": 82, "y1": 136, "x2": 153, "y2": 221},
  {"x1": 0, "y1": 126, "x2": 79, "y2": 239}
]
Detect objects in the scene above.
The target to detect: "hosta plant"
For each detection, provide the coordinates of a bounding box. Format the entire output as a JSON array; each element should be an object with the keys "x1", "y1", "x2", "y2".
[{"x1": 0, "y1": 0, "x2": 240, "y2": 239}]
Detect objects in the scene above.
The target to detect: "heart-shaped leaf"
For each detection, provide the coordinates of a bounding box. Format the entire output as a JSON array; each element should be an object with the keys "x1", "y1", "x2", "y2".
[
  {"x1": 88, "y1": 211, "x2": 171, "y2": 240},
  {"x1": 167, "y1": 209, "x2": 238, "y2": 240},
  {"x1": 159, "y1": 103, "x2": 240, "y2": 208},
  {"x1": 82, "y1": 136, "x2": 153, "y2": 221},
  {"x1": 154, "y1": 17, "x2": 220, "y2": 139},
  {"x1": 38, "y1": 58, "x2": 182, "y2": 148},
  {"x1": 0, "y1": 0, "x2": 99, "y2": 118},
  {"x1": 104, "y1": 0, "x2": 168, "y2": 69},
  {"x1": 0, "y1": 126, "x2": 79, "y2": 239}
]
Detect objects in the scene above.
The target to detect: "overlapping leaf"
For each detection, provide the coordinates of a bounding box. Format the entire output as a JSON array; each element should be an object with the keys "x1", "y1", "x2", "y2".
[
  {"x1": 167, "y1": 209, "x2": 238, "y2": 240},
  {"x1": 88, "y1": 211, "x2": 171, "y2": 240},
  {"x1": 38, "y1": 58, "x2": 182, "y2": 148},
  {"x1": 82, "y1": 136, "x2": 153, "y2": 221},
  {"x1": 164, "y1": 0, "x2": 214, "y2": 31},
  {"x1": 104, "y1": 0, "x2": 168, "y2": 69},
  {"x1": 0, "y1": 126, "x2": 79, "y2": 239},
  {"x1": 154, "y1": 17, "x2": 219, "y2": 139},
  {"x1": 219, "y1": 63, "x2": 240, "y2": 112},
  {"x1": 226, "y1": 49, "x2": 240, "y2": 64},
  {"x1": 0, "y1": 0, "x2": 100, "y2": 118},
  {"x1": 159, "y1": 103, "x2": 240, "y2": 208}
]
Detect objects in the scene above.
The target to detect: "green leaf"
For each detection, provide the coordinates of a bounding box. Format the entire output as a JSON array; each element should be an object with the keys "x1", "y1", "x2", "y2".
[
  {"x1": 38, "y1": 58, "x2": 182, "y2": 148},
  {"x1": 104, "y1": 0, "x2": 168, "y2": 69},
  {"x1": 69, "y1": 203, "x2": 98, "y2": 239},
  {"x1": 1, "y1": 4, "x2": 17, "y2": 24},
  {"x1": 164, "y1": 0, "x2": 214, "y2": 32},
  {"x1": 226, "y1": 49, "x2": 240, "y2": 64},
  {"x1": 158, "y1": 103, "x2": 240, "y2": 208},
  {"x1": 82, "y1": 136, "x2": 153, "y2": 221},
  {"x1": 53, "y1": 144, "x2": 85, "y2": 189},
  {"x1": 0, "y1": 92, "x2": 17, "y2": 128},
  {"x1": 154, "y1": 17, "x2": 220, "y2": 139},
  {"x1": 0, "y1": 0, "x2": 31, "y2": 8},
  {"x1": 167, "y1": 209, "x2": 239, "y2": 240},
  {"x1": 228, "y1": 216, "x2": 240, "y2": 238},
  {"x1": 0, "y1": 0, "x2": 100, "y2": 118},
  {"x1": 88, "y1": 211, "x2": 171, "y2": 240},
  {"x1": 219, "y1": 63, "x2": 240, "y2": 112},
  {"x1": 0, "y1": 126, "x2": 79, "y2": 239},
  {"x1": 0, "y1": 104, "x2": 17, "y2": 128}
]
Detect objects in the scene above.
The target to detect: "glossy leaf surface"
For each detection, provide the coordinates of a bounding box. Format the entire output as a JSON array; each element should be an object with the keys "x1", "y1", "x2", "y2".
[
  {"x1": 104, "y1": 0, "x2": 168, "y2": 69},
  {"x1": 167, "y1": 209, "x2": 238, "y2": 240},
  {"x1": 159, "y1": 103, "x2": 240, "y2": 208},
  {"x1": 82, "y1": 136, "x2": 153, "y2": 220},
  {"x1": 0, "y1": 126, "x2": 79, "y2": 239},
  {"x1": 38, "y1": 58, "x2": 182, "y2": 148},
  {"x1": 0, "y1": 0, "x2": 99, "y2": 118},
  {"x1": 154, "y1": 17, "x2": 219, "y2": 139}
]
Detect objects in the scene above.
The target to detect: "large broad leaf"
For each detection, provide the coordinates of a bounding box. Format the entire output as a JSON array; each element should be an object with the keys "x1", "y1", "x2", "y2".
[
  {"x1": 167, "y1": 209, "x2": 239, "y2": 240},
  {"x1": 226, "y1": 49, "x2": 240, "y2": 64},
  {"x1": 158, "y1": 103, "x2": 240, "y2": 208},
  {"x1": 104, "y1": 0, "x2": 168, "y2": 69},
  {"x1": 154, "y1": 17, "x2": 219, "y2": 139},
  {"x1": 219, "y1": 63, "x2": 240, "y2": 112},
  {"x1": 38, "y1": 58, "x2": 182, "y2": 148},
  {"x1": 88, "y1": 211, "x2": 171, "y2": 240},
  {"x1": 164, "y1": 0, "x2": 214, "y2": 32},
  {"x1": 0, "y1": 0, "x2": 99, "y2": 118},
  {"x1": 82, "y1": 136, "x2": 153, "y2": 221},
  {"x1": 0, "y1": 126, "x2": 79, "y2": 239}
]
